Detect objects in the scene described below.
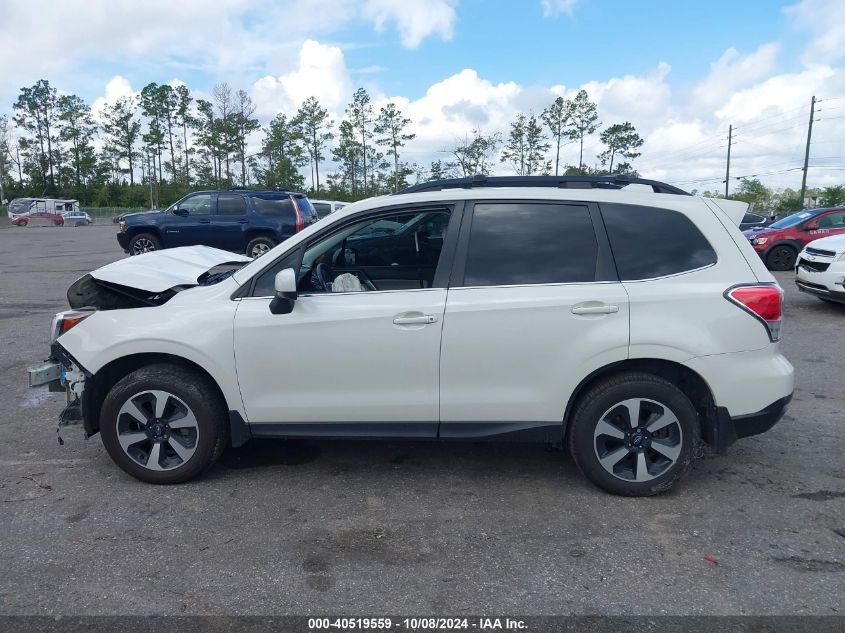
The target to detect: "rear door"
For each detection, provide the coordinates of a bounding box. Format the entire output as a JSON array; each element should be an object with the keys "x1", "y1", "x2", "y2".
[
  {"x1": 210, "y1": 193, "x2": 250, "y2": 251},
  {"x1": 438, "y1": 200, "x2": 629, "y2": 435}
]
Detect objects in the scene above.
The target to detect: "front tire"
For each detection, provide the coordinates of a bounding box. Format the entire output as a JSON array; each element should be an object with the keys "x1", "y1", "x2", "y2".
[
  {"x1": 129, "y1": 232, "x2": 162, "y2": 255},
  {"x1": 99, "y1": 364, "x2": 228, "y2": 484},
  {"x1": 568, "y1": 372, "x2": 699, "y2": 496},
  {"x1": 766, "y1": 245, "x2": 797, "y2": 271},
  {"x1": 246, "y1": 236, "x2": 276, "y2": 258}
]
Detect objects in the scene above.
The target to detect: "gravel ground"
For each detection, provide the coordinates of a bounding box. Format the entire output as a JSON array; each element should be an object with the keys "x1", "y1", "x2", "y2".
[{"x1": 0, "y1": 224, "x2": 843, "y2": 615}]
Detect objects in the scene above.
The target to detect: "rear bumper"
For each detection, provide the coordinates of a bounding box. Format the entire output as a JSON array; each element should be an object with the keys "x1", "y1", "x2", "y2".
[{"x1": 711, "y1": 394, "x2": 792, "y2": 452}]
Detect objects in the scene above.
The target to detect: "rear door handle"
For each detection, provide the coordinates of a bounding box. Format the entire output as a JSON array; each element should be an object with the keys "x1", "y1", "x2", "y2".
[
  {"x1": 237, "y1": 219, "x2": 249, "y2": 224},
  {"x1": 198, "y1": 218, "x2": 211, "y2": 224},
  {"x1": 393, "y1": 314, "x2": 438, "y2": 325},
  {"x1": 571, "y1": 305, "x2": 619, "y2": 315}
]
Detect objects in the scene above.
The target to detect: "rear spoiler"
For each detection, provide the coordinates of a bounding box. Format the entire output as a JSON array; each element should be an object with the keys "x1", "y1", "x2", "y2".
[{"x1": 706, "y1": 198, "x2": 748, "y2": 227}]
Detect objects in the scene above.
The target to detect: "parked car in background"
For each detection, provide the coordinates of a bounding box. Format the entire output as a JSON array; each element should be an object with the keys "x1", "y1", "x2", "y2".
[
  {"x1": 117, "y1": 189, "x2": 318, "y2": 258},
  {"x1": 62, "y1": 210, "x2": 93, "y2": 226},
  {"x1": 743, "y1": 207, "x2": 845, "y2": 270},
  {"x1": 32, "y1": 175, "x2": 793, "y2": 496},
  {"x1": 11, "y1": 211, "x2": 64, "y2": 227},
  {"x1": 795, "y1": 234, "x2": 845, "y2": 305},
  {"x1": 739, "y1": 210, "x2": 776, "y2": 231},
  {"x1": 7, "y1": 197, "x2": 79, "y2": 219},
  {"x1": 310, "y1": 199, "x2": 348, "y2": 219}
]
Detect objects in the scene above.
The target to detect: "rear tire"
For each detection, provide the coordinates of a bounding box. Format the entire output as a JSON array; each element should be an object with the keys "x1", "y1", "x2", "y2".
[
  {"x1": 766, "y1": 245, "x2": 797, "y2": 271},
  {"x1": 99, "y1": 364, "x2": 228, "y2": 484},
  {"x1": 17, "y1": 220, "x2": 27, "y2": 227},
  {"x1": 129, "y1": 232, "x2": 162, "y2": 255},
  {"x1": 246, "y1": 236, "x2": 276, "y2": 258},
  {"x1": 568, "y1": 372, "x2": 699, "y2": 496}
]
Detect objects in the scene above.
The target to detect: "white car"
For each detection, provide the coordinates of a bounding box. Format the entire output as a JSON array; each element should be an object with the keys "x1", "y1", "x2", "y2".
[
  {"x1": 309, "y1": 199, "x2": 348, "y2": 219},
  {"x1": 61, "y1": 210, "x2": 93, "y2": 225},
  {"x1": 795, "y1": 233, "x2": 845, "y2": 305},
  {"x1": 28, "y1": 176, "x2": 794, "y2": 495}
]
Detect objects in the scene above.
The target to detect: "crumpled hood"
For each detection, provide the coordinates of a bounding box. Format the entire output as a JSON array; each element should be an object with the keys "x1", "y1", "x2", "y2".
[
  {"x1": 89, "y1": 246, "x2": 251, "y2": 293},
  {"x1": 803, "y1": 233, "x2": 845, "y2": 254}
]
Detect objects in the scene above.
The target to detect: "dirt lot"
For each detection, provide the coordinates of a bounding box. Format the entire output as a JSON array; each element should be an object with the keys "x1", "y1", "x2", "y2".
[{"x1": 0, "y1": 224, "x2": 843, "y2": 615}]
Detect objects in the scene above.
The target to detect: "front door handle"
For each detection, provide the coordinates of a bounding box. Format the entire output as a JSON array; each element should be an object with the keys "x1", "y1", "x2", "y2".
[
  {"x1": 393, "y1": 314, "x2": 438, "y2": 325},
  {"x1": 571, "y1": 304, "x2": 619, "y2": 315},
  {"x1": 237, "y1": 219, "x2": 249, "y2": 224},
  {"x1": 198, "y1": 218, "x2": 211, "y2": 224}
]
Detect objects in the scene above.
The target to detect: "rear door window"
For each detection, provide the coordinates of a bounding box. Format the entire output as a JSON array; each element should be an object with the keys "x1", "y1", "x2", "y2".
[
  {"x1": 601, "y1": 203, "x2": 717, "y2": 280},
  {"x1": 462, "y1": 202, "x2": 598, "y2": 286},
  {"x1": 218, "y1": 194, "x2": 247, "y2": 216}
]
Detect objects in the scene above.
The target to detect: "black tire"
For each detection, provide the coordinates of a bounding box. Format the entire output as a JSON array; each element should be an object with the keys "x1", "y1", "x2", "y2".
[
  {"x1": 128, "y1": 232, "x2": 162, "y2": 255},
  {"x1": 99, "y1": 364, "x2": 229, "y2": 484},
  {"x1": 568, "y1": 372, "x2": 699, "y2": 496},
  {"x1": 17, "y1": 220, "x2": 27, "y2": 227},
  {"x1": 765, "y1": 245, "x2": 797, "y2": 271},
  {"x1": 246, "y1": 235, "x2": 276, "y2": 258}
]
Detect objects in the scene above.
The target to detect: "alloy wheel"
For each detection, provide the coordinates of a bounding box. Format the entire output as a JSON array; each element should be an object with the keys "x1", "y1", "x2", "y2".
[
  {"x1": 251, "y1": 242, "x2": 271, "y2": 258},
  {"x1": 593, "y1": 398, "x2": 683, "y2": 482},
  {"x1": 116, "y1": 390, "x2": 200, "y2": 471},
  {"x1": 132, "y1": 237, "x2": 156, "y2": 254}
]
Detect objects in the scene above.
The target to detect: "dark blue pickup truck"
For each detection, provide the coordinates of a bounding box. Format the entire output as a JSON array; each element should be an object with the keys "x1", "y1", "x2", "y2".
[{"x1": 117, "y1": 189, "x2": 318, "y2": 258}]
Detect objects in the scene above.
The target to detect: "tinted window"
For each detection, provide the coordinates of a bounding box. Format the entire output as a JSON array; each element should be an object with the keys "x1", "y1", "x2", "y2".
[
  {"x1": 769, "y1": 209, "x2": 821, "y2": 229},
  {"x1": 463, "y1": 203, "x2": 597, "y2": 286},
  {"x1": 253, "y1": 196, "x2": 294, "y2": 217},
  {"x1": 294, "y1": 196, "x2": 318, "y2": 222},
  {"x1": 602, "y1": 203, "x2": 717, "y2": 280},
  {"x1": 312, "y1": 202, "x2": 331, "y2": 218},
  {"x1": 218, "y1": 194, "x2": 247, "y2": 216},
  {"x1": 742, "y1": 213, "x2": 763, "y2": 224},
  {"x1": 817, "y1": 211, "x2": 845, "y2": 228}
]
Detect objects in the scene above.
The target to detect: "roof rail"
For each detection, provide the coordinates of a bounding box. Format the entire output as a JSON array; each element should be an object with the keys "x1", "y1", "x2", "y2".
[{"x1": 397, "y1": 175, "x2": 691, "y2": 196}]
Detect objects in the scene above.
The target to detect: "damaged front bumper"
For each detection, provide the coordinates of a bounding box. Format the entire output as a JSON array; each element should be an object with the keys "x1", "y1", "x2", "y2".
[{"x1": 27, "y1": 345, "x2": 88, "y2": 430}]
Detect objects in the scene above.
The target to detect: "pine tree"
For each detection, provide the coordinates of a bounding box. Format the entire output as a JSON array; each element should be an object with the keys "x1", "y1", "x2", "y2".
[{"x1": 374, "y1": 102, "x2": 416, "y2": 192}]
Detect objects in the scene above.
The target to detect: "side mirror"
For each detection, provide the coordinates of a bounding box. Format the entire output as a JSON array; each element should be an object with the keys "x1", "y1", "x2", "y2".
[
  {"x1": 269, "y1": 268, "x2": 297, "y2": 315},
  {"x1": 805, "y1": 222, "x2": 819, "y2": 230},
  {"x1": 173, "y1": 207, "x2": 189, "y2": 216}
]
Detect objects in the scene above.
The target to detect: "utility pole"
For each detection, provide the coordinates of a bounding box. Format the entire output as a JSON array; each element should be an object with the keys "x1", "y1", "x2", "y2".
[
  {"x1": 800, "y1": 95, "x2": 816, "y2": 204},
  {"x1": 724, "y1": 124, "x2": 732, "y2": 197}
]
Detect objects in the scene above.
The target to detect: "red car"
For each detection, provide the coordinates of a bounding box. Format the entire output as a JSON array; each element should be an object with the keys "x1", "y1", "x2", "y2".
[
  {"x1": 743, "y1": 207, "x2": 845, "y2": 270},
  {"x1": 11, "y1": 211, "x2": 64, "y2": 227}
]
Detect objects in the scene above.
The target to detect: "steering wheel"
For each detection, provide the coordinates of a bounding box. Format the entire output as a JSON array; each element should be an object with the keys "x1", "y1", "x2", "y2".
[{"x1": 314, "y1": 262, "x2": 334, "y2": 291}]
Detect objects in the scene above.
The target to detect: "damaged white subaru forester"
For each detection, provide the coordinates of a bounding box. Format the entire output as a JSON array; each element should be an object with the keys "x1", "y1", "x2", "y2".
[{"x1": 29, "y1": 176, "x2": 794, "y2": 496}]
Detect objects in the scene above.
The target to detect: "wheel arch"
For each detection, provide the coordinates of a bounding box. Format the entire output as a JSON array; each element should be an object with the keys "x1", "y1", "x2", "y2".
[
  {"x1": 125, "y1": 225, "x2": 164, "y2": 242},
  {"x1": 243, "y1": 229, "x2": 280, "y2": 250},
  {"x1": 562, "y1": 358, "x2": 720, "y2": 449},
  {"x1": 82, "y1": 352, "x2": 231, "y2": 439}
]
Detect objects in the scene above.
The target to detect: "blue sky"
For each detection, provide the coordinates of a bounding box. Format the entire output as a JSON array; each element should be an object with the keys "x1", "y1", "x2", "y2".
[{"x1": 2, "y1": 0, "x2": 844, "y2": 188}]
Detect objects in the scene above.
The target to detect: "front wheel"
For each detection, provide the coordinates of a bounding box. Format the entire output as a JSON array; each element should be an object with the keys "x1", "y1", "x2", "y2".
[
  {"x1": 766, "y1": 245, "x2": 797, "y2": 271},
  {"x1": 129, "y1": 232, "x2": 162, "y2": 255},
  {"x1": 568, "y1": 372, "x2": 699, "y2": 496},
  {"x1": 246, "y1": 236, "x2": 276, "y2": 258},
  {"x1": 99, "y1": 364, "x2": 228, "y2": 484},
  {"x1": 17, "y1": 220, "x2": 27, "y2": 227}
]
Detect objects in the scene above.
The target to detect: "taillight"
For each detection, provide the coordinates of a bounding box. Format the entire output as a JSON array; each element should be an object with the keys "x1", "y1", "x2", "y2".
[
  {"x1": 291, "y1": 195, "x2": 304, "y2": 232},
  {"x1": 724, "y1": 284, "x2": 783, "y2": 342}
]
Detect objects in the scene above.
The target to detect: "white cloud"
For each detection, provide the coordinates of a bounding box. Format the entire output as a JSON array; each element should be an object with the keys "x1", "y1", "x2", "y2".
[
  {"x1": 362, "y1": 0, "x2": 456, "y2": 48},
  {"x1": 785, "y1": 0, "x2": 845, "y2": 65},
  {"x1": 691, "y1": 43, "x2": 780, "y2": 114},
  {"x1": 540, "y1": 0, "x2": 579, "y2": 17},
  {"x1": 251, "y1": 40, "x2": 353, "y2": 119}
]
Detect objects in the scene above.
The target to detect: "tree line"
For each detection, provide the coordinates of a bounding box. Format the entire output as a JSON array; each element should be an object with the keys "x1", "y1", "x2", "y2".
[{"x1": 0, "y1": 78, "x2": 647, "y2": 209}]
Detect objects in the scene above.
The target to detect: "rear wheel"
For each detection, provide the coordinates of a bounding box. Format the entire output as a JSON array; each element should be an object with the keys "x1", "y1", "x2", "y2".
[
  {"x1": 766, "y1": 245, "x2": 797, "y2": 271},
  {"x1": 100, "y1": 364, "x2": 228, "y2": 484},
  {"x1": 18, "y1": 220, "x2": 27, "y2": 227},
  {"x1": 568, "y1": 372, "x2": 699, "y2": 496},
  {"x1": 129, "y1": 232, "x2": 162, "y2": 255},
  {"x1": 246, "y1": 236, "x2": 276, "y2": 258}
]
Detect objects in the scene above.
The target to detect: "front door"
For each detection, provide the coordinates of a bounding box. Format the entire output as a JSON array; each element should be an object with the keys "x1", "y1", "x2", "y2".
[
  {"x1": 164, "y1": 193, "x2": 216, "y2": 247},
  {"x1": 439, "y1": 201, "x2": 629, "y2": 434},
  {"x1": 233, "y1": 206, "x2": 458, "y2": 433},
  {"x1": 210, "y1": 193, "x2": 250, "y2": 252}
]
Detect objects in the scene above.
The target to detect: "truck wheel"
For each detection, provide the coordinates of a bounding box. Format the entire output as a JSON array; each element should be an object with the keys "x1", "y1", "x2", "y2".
[
  {"x1": 766, "y1": 245, "x2": 797, "y2": 271},
  {"x1": 100, "y1": 364, "x2": 229, "y2": 484},
  {"x1": 129, "y1": 232, "x2": 162, "y2": 255},
  {"x1": 246, "y1": 236, "x2": 276, "y2": 258},
  {"x1": 568, "y1": 372, "x2": 699, "y2": 496}
]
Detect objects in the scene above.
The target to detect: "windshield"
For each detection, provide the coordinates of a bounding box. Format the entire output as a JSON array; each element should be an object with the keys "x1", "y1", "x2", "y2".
[{"x1": 769, "y1": 209, "x2": 821, "y2": 229}]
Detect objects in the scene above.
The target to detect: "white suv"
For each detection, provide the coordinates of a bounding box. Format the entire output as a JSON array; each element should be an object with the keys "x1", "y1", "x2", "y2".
[
  {"x1": 29, "y1": 176, "x2": 794, "y2": 496},
  {"x1": 795, "y1": 234, "x2": 845, "y2": 305}
]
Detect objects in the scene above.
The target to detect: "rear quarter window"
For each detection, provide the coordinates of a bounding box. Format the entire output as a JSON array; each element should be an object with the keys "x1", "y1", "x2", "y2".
[
  {"x1": 252, "y1": 196, "x2": 294, "y2": 218},
  {"x1": 601, "y1": 203, "x2": 717, "y2": 280}
]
